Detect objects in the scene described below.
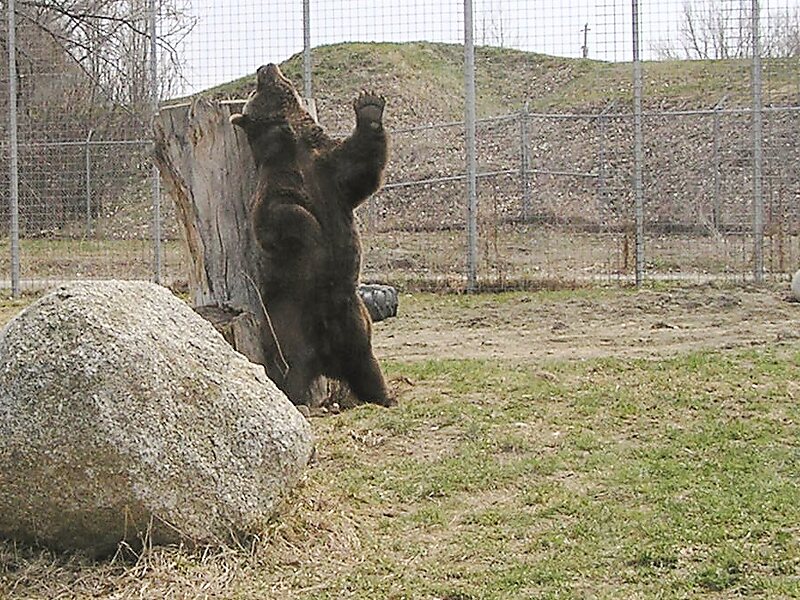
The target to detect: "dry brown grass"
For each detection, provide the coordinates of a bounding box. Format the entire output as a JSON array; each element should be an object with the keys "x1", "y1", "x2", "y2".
[{"x1": 2, "y1": 290, "x2": 800, "y2": 599}]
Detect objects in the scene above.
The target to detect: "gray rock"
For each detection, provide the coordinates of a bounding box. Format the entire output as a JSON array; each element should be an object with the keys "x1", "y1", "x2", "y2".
[{"x1": 0, "y1": 280, "x2": 313, "y2": 557}]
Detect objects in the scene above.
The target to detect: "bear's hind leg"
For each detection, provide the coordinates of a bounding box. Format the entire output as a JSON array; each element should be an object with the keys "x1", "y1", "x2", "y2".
[
  {"x1": 257, "y1": 299, "x2": 322, "y2": 405},
  {"x1": 324, "y1": 297, "x2": 394, "y2": 407},
  {"x1": 345, "y1": 347, "x2": 394, "y2": 408}
]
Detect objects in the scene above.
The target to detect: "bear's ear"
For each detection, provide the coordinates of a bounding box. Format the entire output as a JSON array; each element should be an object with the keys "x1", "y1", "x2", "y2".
[{"x1": 229, "y1": 113, "x2": 249, "y2": 128}]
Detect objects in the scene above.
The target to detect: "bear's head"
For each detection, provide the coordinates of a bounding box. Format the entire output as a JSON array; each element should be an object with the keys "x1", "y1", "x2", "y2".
[
  {"x1": 230, "y1": 64, "x2": 305, "y2": 164},
  {"x1": 230, "y1": 64, "x2": 304, "y2": 130}
]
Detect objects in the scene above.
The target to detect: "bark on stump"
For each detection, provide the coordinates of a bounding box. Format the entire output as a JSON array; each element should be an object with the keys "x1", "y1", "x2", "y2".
[{"x1": 153, "y1": 98, "x2": 335, "y2": 402}]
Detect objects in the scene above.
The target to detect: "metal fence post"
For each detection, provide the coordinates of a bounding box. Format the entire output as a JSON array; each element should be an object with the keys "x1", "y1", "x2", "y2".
[
  {"x1": 6, "y1": 0, "x2": 20, "y2": 297},
  {"x1": 632, "y1": 0, "x2": 645, "y2": 287},
  {"x1": 712, "y1": 98, "x2": 725, "y2": 232},
  {"x1": 519, "y1": 101, "x2": 531, "y2": 221},
  {"x1": 596, "y1": 100, "x2": 615, "y2": 216},
  {"x1": 149, "y1": 0, "x2": 162, "y2": 284},
  {"x1": 464, "y1": 0, "x2": 478, "y2": 292},
  {"x1": 303, "y1": 0, "x2": 312, "y2": 100},
  {"x1": 85, "y1": 129, "x2": 94, "y2": 237},
  {"x1": 597, "y1": 114, "x2": 606, "y2": 211},
  {"x1": 751, "y1": 0, "x2": 764, "y2": 283}
]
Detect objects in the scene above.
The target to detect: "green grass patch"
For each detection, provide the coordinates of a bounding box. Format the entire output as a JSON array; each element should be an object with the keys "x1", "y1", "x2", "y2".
[
  {"x1": 2, "y1": 332, "x2": 799, "y2": 598},
  {"x1": 0, "y1": 238, "x2": 187, "y2": 284},
  {"x1": 192, "y1": 42, "x2": 796, "y2": 114},
  {"x1": 259, "y1": 347, "x2": 800, "y2": 598},
  {"x1": 0, "y1": 294, "x2": 35, "y2": 327}
]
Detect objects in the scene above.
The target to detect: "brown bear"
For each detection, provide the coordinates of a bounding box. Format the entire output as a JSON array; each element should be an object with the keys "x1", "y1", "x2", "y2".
[{"x1": 230, "y1": 63, "x2": 393, "y2": 407}]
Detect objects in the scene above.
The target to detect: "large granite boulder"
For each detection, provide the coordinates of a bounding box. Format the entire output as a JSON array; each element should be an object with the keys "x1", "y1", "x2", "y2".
[{"x1": 0, "y1": 281, "x2": 314, "y2": 557}]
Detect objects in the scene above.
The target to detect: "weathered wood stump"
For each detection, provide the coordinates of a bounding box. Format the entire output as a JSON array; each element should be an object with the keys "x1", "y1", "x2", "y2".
[
  {"x1": 155, "y1": 99, "x2": 337, "y2": 404},
  {"x1": 154, "y1": 97, "x2": 398, "y2": 406},
  {"x1": 154, "y1": 99, "x2": 272, "y2": 368}
]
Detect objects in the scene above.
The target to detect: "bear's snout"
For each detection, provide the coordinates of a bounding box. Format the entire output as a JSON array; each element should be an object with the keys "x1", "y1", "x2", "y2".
[{"x1": 257, "y1": 64, "x2": 285, "y2": 87}]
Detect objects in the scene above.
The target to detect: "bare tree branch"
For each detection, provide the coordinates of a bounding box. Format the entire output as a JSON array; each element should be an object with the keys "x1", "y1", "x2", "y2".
[
  {"x1": 657, "y1": 0, "x2": 800, "y2": 60},
  {"x1": 8, "y1": 0, "x2": 195, "y2": 108}
]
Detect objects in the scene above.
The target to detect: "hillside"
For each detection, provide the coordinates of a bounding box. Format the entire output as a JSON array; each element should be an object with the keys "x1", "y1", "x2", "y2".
[
  {"x1": 136, "y1": 41, "x2": 799, "y2": 267},
  {"x1": 199, "y1": 41, "x2": 797, "y2": 125},
  {"x1": 185, "y1": 42, "x2": 797, "y2": 235}
]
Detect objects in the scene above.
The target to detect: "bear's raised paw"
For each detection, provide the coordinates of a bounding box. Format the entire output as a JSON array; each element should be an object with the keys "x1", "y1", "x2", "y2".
[{"x1": 354, "y1": 91, "x2": 386, "y2": 129}]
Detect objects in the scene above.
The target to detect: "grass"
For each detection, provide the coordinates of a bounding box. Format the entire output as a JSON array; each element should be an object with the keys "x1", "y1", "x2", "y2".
[
  {"x1": 3, "y1": 227, "x2": 791, "y2": 294},
  {"x1": 0, "y1": 238, "x2": 187, "y2": 284},
  {"x1": 390, "y1": 286, "x2": 632, "y2": 313},
  {"x1": 0, "y1": 294, "x2": 35, "y2": 327},
  {"x1": 361, "y1": 227, "x2": 798, "y2": 289},
  {"x1": 192, "y1": 41, "x2": 798, "y2": 115},
  {"x1": 1, "y1": 313, "x2": 798, "y2": 598}
]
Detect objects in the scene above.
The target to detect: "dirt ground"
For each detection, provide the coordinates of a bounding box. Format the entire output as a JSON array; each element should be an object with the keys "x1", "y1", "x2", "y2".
[
  {"x1": 2, "y1": 283, "x2": 797, "y2": 366},
  {"x1": 373, "y1": 284, "x2": 800, "y2": 363}
]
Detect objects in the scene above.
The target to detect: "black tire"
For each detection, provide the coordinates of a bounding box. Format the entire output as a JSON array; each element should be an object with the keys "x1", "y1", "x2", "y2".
[{"x1": 358, "y1": 283, "x2": 398, "y2": 322}]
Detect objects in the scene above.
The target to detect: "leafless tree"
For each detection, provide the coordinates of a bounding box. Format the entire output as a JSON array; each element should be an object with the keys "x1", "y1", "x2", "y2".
[
  {"x1": 0, "y1": 1, "x2": 195, "y2": 231},
  {"x1": 479, "y1": 1, "x2": 520, "y2": 49},
  {"x1": 6, "y1": 0, "x2": 194, "y2": 110},
  {"x1": 655, "y1": 0, "x2": 800, "y2": 60},
  {"x1": 768, "y1": 7, "x2": 800, "y2": 57}
]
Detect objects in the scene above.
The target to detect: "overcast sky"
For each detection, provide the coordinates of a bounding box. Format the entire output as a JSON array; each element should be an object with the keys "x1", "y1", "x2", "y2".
[{"x1": 174, "y1": 0, "x2": 797, "y2": 95}]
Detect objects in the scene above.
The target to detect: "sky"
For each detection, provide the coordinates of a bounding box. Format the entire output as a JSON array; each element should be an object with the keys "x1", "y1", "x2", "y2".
[{"x1": 173, "y1": 0, "x2": 798, "y2": 95}]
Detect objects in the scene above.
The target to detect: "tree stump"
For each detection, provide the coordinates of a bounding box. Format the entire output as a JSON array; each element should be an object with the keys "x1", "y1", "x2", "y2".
[
  {"x1": 155, "y1": 98, "x2": 338, "y2": 402},
  {"x1": 154, "y1": 98, "x2": 273, "y2": 368},
  {"x1": 153, "y1": 98, "x2": 397, "y2": 406}
]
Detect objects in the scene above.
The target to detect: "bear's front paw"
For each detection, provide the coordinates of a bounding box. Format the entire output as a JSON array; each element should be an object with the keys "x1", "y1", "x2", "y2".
[{"x1": 354, "y1": 91, "x2": 386, "y2": 130}]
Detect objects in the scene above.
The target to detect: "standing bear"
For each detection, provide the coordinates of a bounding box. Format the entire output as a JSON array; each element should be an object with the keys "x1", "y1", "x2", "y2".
[{"x1": 230, "y1": 63, "x2": 393, "y2": 407}]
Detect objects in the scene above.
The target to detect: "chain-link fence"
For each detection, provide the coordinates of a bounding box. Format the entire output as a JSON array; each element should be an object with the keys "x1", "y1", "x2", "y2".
[{"x1": 2, "y1": 0, "x2": 798, "y2": 294}]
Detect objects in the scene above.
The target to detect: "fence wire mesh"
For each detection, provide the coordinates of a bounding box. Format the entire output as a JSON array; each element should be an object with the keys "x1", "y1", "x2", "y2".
[{"x1": 2, "y1": 0, "x2": 798, "y2": 293}]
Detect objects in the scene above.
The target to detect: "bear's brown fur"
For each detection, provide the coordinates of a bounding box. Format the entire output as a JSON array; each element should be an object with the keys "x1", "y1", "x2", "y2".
[{"x1": 230, "y1": 63, "x2": 393, "y2": 407}]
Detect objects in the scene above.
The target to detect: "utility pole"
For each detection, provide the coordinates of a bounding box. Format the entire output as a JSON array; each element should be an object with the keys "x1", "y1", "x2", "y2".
[{"x1": 581, "y1": 23, "x2": 590, "y2": 58}]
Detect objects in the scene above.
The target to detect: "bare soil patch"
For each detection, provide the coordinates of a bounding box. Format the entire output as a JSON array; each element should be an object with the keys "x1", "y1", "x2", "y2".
[{"x1": 374, "y1": 284, "x2": 800, "y2": 363}]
